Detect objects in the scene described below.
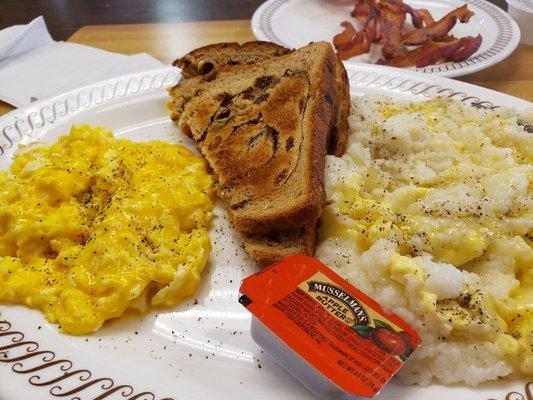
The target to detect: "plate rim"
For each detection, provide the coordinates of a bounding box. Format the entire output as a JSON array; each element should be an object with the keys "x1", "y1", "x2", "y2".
[
  {"x1": 0, "y1": 66, "x2": 531, "y2": 400},
  {"x1": 1, "y1": 63, "x2": 530, "y2": 157},
  {"x1": 0, "y1": 67, "x2": 181, "y2": 158},
  {"x1": 250, "y1": 0, "x2": 521, "y2": 78}
]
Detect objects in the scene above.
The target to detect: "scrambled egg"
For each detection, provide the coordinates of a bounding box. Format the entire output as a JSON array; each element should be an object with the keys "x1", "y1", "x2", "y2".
[
  {"x1": 0, "y1": 126, "x2": 213, "y2": 335},
  {"x1": 317, "y1": 96, "x2": 533, "y2": 384}
]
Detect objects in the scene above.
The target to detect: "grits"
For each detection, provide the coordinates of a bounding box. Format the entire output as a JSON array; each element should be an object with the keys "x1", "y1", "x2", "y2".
[{"x1": 316, "y1": 96, "x2": 532, "y2": 386}]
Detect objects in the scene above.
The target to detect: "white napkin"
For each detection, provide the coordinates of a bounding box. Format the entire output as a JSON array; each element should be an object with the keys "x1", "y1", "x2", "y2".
[
  {"x1": 0, "y1": 16, "x2": 53, "y2": 61},
  {"x1": 0, "y1": 17, "x2": 164, "y2": 107}
]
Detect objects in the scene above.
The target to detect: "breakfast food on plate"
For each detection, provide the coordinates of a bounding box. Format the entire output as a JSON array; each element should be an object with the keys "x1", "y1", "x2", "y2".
[
  {"x1": 332, "y1": 0, "x2": 482, "y2": 68},
  {"x1": 168, "y1": 41, "x2": 350, "y2": 266},
  {"x1": 316, "y1": 95, "x2": 533, "y2": 386},
  {"x1": 174, "y1": 42, "x2": 350, "y2": 157},
  {"x1": 0, "y1": 125, "x2": 213, "y2": 335}
]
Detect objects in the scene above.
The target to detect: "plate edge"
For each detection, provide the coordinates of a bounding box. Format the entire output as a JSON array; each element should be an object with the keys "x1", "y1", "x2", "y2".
[
  {"x1": 0, "y1": 66, "x2": 180, "y2": 158},
  {"x1": 250, "y1": 0, "x2": 521, "y2": 77}
]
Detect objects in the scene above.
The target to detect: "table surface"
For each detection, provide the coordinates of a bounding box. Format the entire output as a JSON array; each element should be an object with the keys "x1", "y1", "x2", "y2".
[
  {"x1": 0, "y1": 19, "x2": 531, "y2": 116},
  {"x1": 0, "y1": 0, "x2": 508, "y2": 41}
]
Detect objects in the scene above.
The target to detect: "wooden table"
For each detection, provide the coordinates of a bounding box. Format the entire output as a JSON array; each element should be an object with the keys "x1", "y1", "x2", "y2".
[{"x1": 1, "y1": 20, "x2": 531, "y2": 116}]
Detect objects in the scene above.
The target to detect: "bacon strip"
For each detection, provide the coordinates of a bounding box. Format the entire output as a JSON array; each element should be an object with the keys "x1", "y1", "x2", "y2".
[
  {"x1": 332, "y1": 1, "x2": 481, "y2": 68},
  {"x1": 403, "y1": 15, "x2": 457, "y2": 45},
  {"x1": 351, "y1": 0, "x2": 372, "y2": 22},
  {"x1": 403, "y1": 5, "x2": 474, "y2": 45},
  {"x1": 379, "y1": 35, "x2": 482, "y2": 68},
  {"x1": 333, "y1": 21, "x2": 358, "y2": 49},
  {"x1": 380, "y1": 2, "x2": 407, "y2": 59},
  {"x1": 402, "y1": 4, "x2": 424, "y2": 28},
  {"x1": 447, "y1": 4, "x2": 475, "y2": 23},
  {"x1": 416, "y1": 35, "x2": 482, "y2": 67},
  {"x1": 335, "y1": 19, "x2": 377, "y2": 60},
  {"x1": 417, "y1": 9, "x2": 435, "y2": 26},
  {"x1": 443, "y1": 34, "x2": 482, "y2": 62}
]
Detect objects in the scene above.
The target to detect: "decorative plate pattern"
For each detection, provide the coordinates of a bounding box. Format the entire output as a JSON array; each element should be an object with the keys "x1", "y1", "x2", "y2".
[
  {"x1": 488, "y1": 382, "x2": 532, "y2": 400},
  {"x1": 0, "y1": 66, "x2": 530, "y2": 400},
  {"x1": 251, "y1": 0, "x2": 521, "y2": 78},
  {"x1": 0, "y1": 316, "x2": 173, "y2": 400},
  {"x1": 345, "y1": 67, "x2": 499, "y2": 108},
  {"x1": 0, "y1": 68, "x2": 180, "y2": 157}
]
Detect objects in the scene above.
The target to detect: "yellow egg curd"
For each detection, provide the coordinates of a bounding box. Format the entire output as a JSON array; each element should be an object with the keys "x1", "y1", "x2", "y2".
[{"x1": 0, "y1": 125, "x2": 213, "y2": 335}]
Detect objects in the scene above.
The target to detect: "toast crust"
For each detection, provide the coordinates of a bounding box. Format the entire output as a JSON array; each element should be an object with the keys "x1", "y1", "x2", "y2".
[
  {"x1": 242, "y1": 221, "x2": 318, "y2": 268},
  {"x1": 329, "y1": 55, "x2": 350, "y2": 157},
  {"x1": 174, "y1": 41, "x2": 291, "y2": 79},
  {"x1": 171, "y1": 42, "x2": 349, "y2": 158}
]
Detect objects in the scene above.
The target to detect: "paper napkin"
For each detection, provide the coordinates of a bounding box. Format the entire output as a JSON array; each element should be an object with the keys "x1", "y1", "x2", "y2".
[{"x1": 0, "y1": 16, "x2": 164, "y2": 107}]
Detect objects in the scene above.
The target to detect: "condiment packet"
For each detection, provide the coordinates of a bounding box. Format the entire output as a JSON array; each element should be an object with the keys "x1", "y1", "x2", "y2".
[{"x1": 239, "y1": 255, "x2": 421, "y2": 399}]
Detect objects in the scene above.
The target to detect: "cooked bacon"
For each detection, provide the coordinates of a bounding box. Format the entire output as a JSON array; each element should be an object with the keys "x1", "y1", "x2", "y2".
[
  {"x1": 351, "y1": 0, "x2": 372, "y2": 22},
  {"x1": 379, "y1": 35, "x2": 482, "y2": 68},
  {"x1": 380, "y1": 2, "x2": 407, "y2": 59},
  {"x1": 402, "y1": 25, "x2": 415, "y2": 37},
  {"x1": 416, "y1": 35, "x2": 482, "y2": 67},
  {"x1": 333, "y1": 21, "x2": 359, "y2": 48},
  {"x1": 335, "y1": 19, "x2": 377, "y2": 60},
  {"x1": 417, "y1": 9, "x2": 435, "y2": 26},
  {"x1": 447, "y1": 4, "x2": 475, "y2": 23},
  {"x1": 403, "y1": 5, "x2": 474, "y2": 45},
  {"x1": 445, "y1": 34, "x2": 482, "y2": 62},
  {"x1": 332, "y1": 1, "x2": 481, "y2": 68},
  {"x1": 377, "y1": 45, "x2": 426, "y2": 68},
  {"x1": 402, "y1": 14, "x2": 457, "y2": 45},
  {"x1": 402, "y1": 4, "x2": 424, "y2": 28}
]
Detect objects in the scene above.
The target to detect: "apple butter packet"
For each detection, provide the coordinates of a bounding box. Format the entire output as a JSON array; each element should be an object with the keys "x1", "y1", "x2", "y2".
[{"x1": 239, "y1": 255, "x2": 421, "y2": 398}]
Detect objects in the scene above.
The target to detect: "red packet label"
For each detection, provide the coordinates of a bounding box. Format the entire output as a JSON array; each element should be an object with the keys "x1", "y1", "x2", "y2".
[{"x1": 239, "y1": 255, "x2": 421, "y2": 398}]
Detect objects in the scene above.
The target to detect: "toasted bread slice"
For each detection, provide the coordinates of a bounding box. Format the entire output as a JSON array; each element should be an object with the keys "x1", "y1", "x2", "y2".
[
  {"x1": 242, "y1": 221, "x2": 318, "y2": 268},
  {"x1": 169, "y1": 42, "x2": 344, "y2": 236},
  {"x1": 173, "y1": 41, "x2": 350, "y2": 157},
  {"x1": 174, "y1": 41, "x2": 291, "y2": 79},
  {"x1": 169, "y1": 42, "x2": 350, "y2": 266}
]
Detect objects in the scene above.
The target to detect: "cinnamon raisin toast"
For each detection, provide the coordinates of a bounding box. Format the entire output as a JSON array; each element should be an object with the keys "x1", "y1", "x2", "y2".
[
  {"x1": 173, "y1": 41, "x2": 350, "y2": 157},
  {"x1": 168, "y1": 42, "x2": 349, "y2": 266},
  {"x1": 174, "y1": 41, "x2": 291, "y2": 79}
]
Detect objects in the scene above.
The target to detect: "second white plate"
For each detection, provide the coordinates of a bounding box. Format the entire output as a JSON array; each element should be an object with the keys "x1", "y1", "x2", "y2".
[{"x1": 251, "y1": 0, "x2": 521, "y2": 77}]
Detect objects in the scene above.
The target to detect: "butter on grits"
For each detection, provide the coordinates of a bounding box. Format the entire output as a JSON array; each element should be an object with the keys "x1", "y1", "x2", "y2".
[
  {"x1": 0, "y1": 125, "x2": 213, "y2": 335},
  {"x1": 317, "y1": 96, "x2": 533, "y2": 386}
]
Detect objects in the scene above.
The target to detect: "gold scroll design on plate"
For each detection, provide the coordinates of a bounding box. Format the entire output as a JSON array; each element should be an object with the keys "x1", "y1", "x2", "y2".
[
  {"x1": 0, "y1": 315, "x2": 174, "y2": 400},
  {"x1": 488, "y1": 382, "x2": 532, "y2": 400}
]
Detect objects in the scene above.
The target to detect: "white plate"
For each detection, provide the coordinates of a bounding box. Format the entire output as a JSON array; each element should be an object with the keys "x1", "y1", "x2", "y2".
[
  {"x1": 251, "y1": 0, "x2": 521, "y2": 77},
  {"x1": 0, "y1": 66, "x2": 531, "y2": 400}
]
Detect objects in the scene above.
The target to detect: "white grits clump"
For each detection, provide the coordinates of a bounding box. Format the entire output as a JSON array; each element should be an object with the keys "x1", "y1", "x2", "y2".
[{"x1": 317, "y1": 95, "x2": 532, "y2": 386}]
